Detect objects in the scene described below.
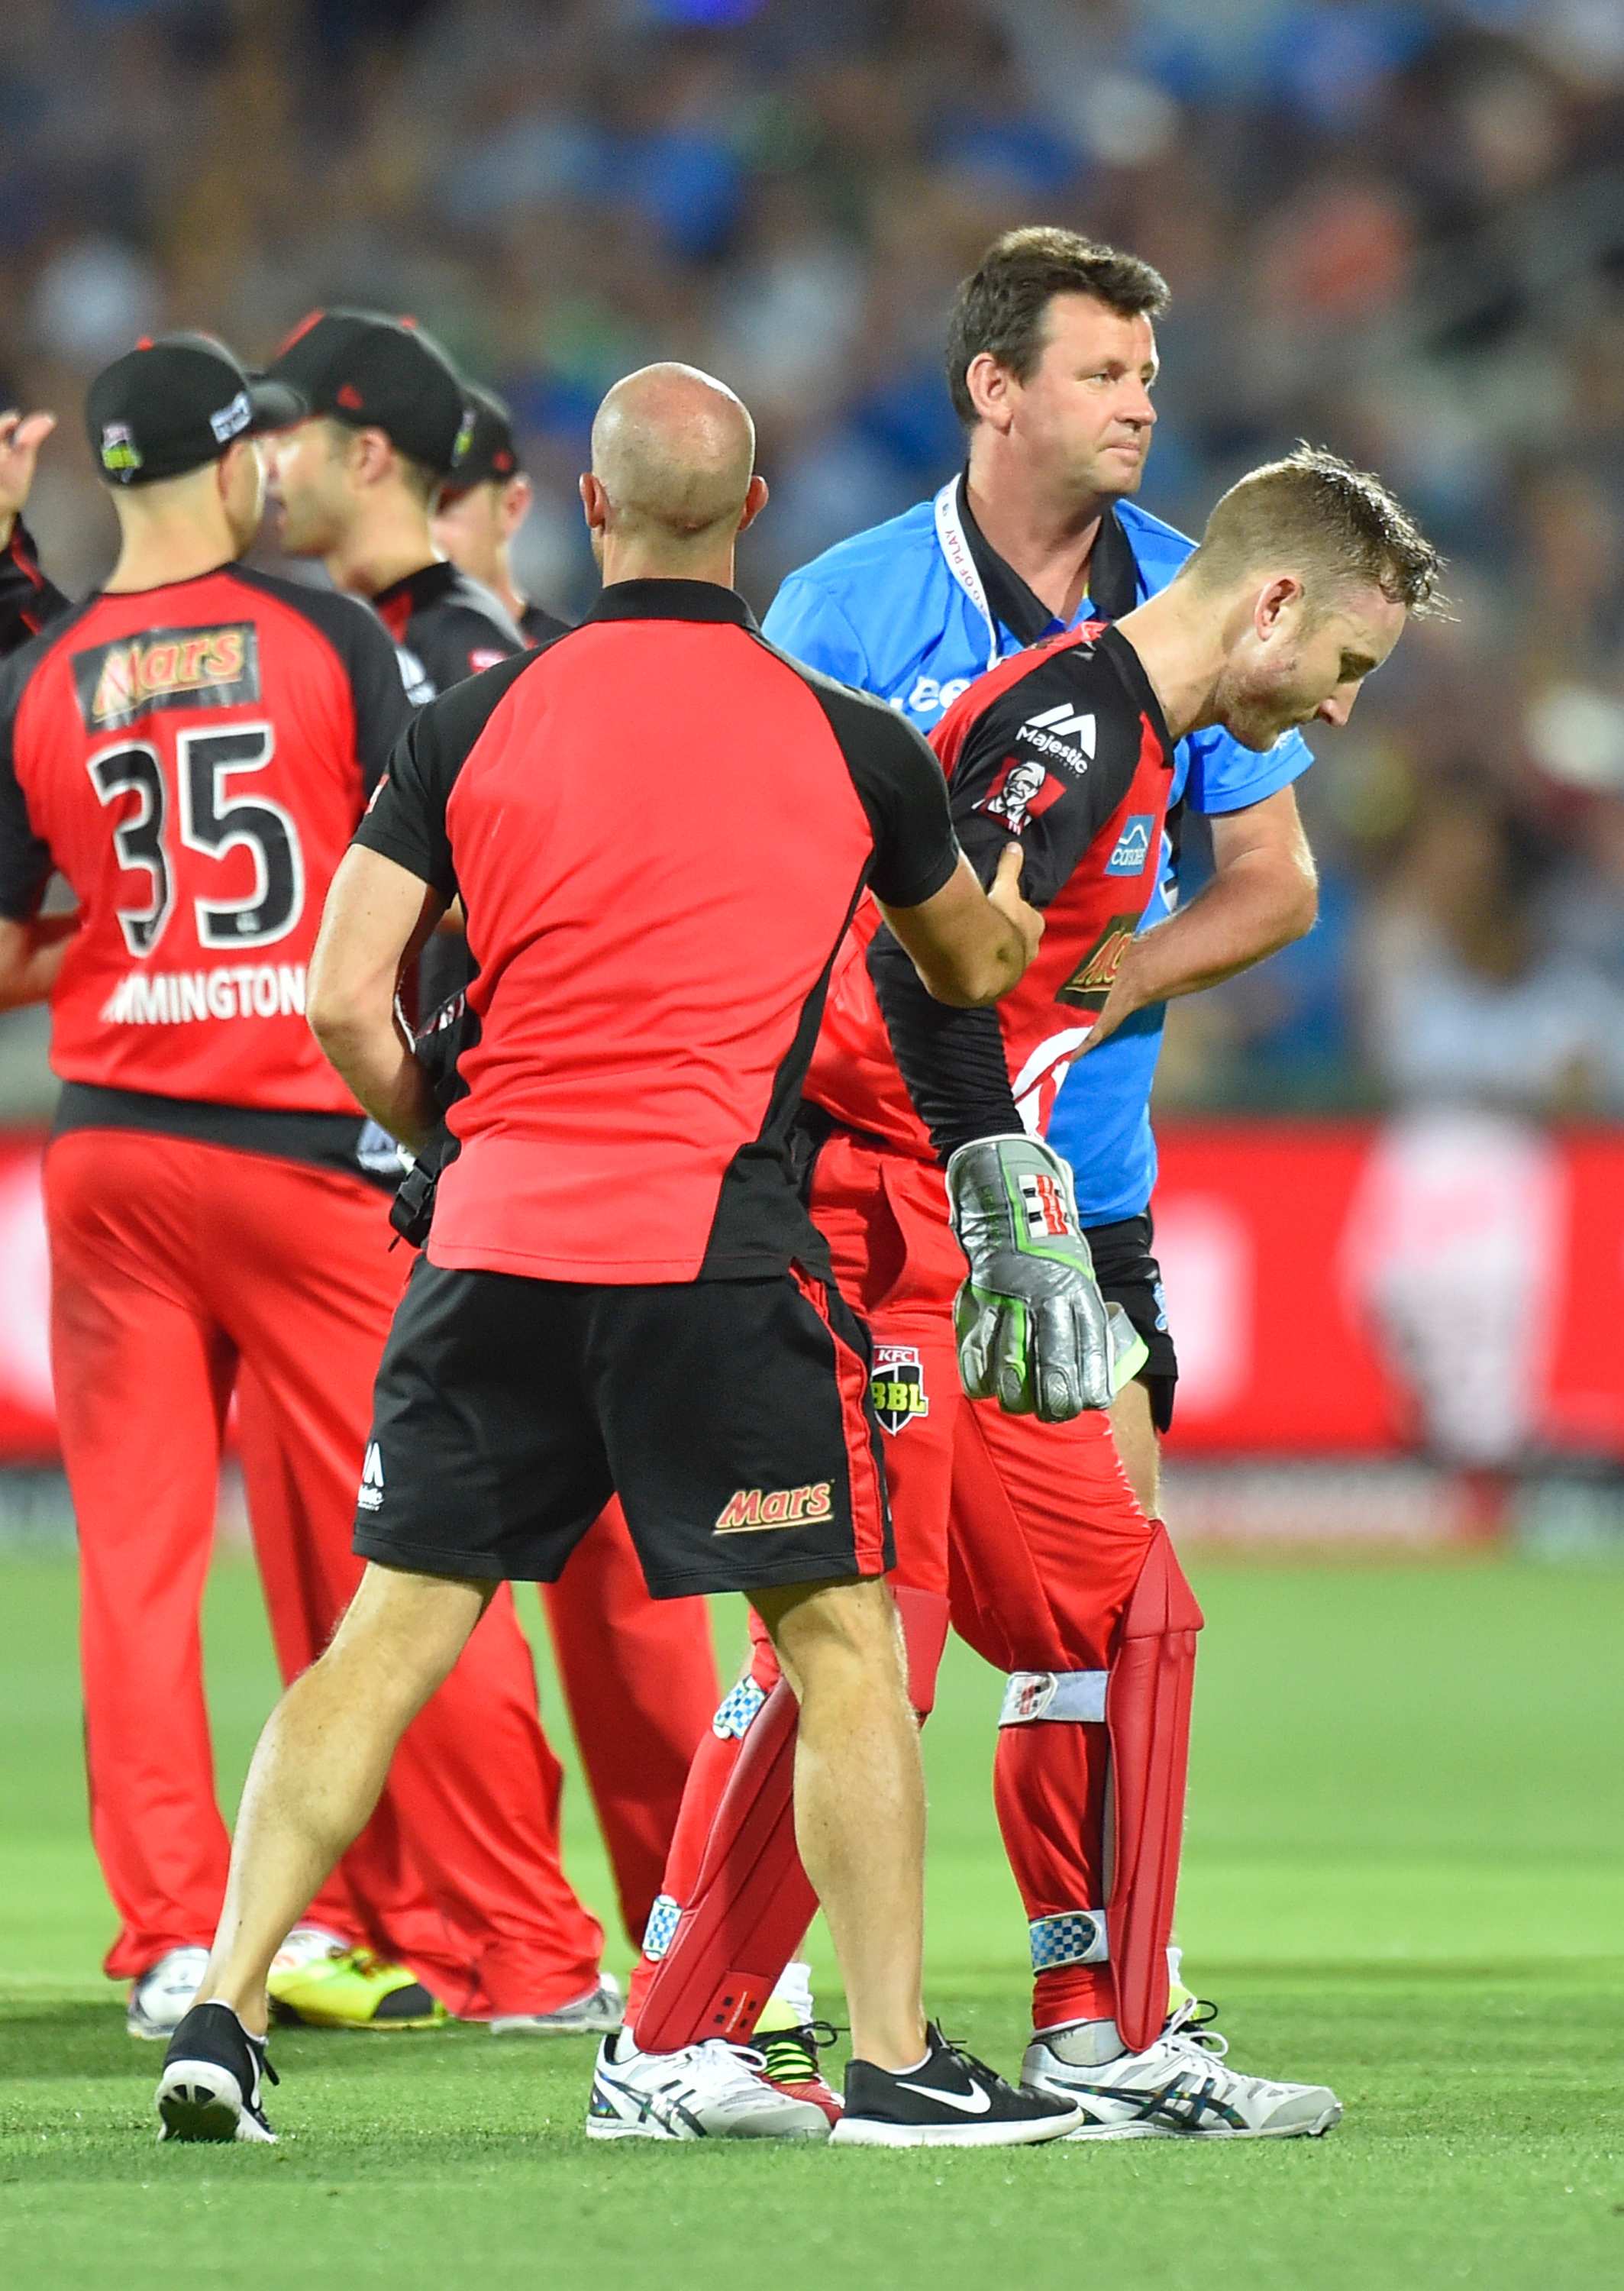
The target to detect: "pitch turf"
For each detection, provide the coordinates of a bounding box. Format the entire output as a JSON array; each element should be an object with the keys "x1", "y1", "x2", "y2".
[{"x1": 2, "y1": 1549, "x2": 1620, "y2": 2291}]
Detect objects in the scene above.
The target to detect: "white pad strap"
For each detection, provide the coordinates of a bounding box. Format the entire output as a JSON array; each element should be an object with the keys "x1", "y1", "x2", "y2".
[
  {"x1": 1030, "y1": 1909, "x2": 1109, "y2": 1969},
  {"x1": 999, "y1": 1669, "x2": 1108, "y2": 1725}
]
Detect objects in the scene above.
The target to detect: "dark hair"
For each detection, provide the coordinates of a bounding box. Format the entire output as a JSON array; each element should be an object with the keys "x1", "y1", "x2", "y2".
[
  {"x1": 1187, "y1": 443, "x2": 1445, "y2": 614},
  {"x1": 945, "y1": 227, "x2": 1170, "y2": 427}
]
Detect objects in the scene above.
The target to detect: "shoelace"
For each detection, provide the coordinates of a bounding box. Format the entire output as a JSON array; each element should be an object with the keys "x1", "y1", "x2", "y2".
[
  {"x1": 757, "y1": 2018, "x2": 842, "y2": 2083},
  {"x1": 930, "y1": 2031, "x2": 1019, "y2": 2098}
]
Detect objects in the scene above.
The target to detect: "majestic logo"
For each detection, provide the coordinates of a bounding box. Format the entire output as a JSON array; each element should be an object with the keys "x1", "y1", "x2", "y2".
[
  {"x1": 1054, "y1": 913, "x2": 1139, "y2": 1014},
  {"x1": 870, "y1": 1344, "x2": 929, "y2": 1436},
  {"x1": 973, "y1": 757, "x2": 1064, "y2": 836},
  {"x1": 1018, "y1": 700, "x2": 1095, "y2": 772},
  {"x1": 71, "y1": 623, "x2": 260, "y2": 731},
  {"x1": 208, "y1": 390, "x2": 253, "y2": 444},
  {"x1": 1019, "y1": 1171, "x2": 1074, "y2": 1242},
  {"x1": 98, "y1": 422, "x2": 143, "y2": 478},
  {"x1": 357, "y1": 1443, "x2": 386, "y2": 1513},
  {"x1": 714, "y1": 1482, "x2": 833, "y2": 1534},
  {"x1": 1106, "y1": 813, "x2": 1154, "y2": 876}
]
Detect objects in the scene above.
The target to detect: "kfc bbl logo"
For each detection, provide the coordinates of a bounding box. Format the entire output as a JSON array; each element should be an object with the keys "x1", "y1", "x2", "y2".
[{"x1": 870, "y1": 1343, "x2": 929, "y2": 1435}]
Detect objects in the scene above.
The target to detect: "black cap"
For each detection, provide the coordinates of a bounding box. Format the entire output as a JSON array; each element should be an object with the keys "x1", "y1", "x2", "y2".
[
  {"x1": 265, "y1": 309, "x2": 472, "y2": 477},
  {"x1": 86, "y1": 332, "x2": 306, "y2": 488},
  {"x1": 438, "y1": 382, "x2": 524, "y2": 493}
]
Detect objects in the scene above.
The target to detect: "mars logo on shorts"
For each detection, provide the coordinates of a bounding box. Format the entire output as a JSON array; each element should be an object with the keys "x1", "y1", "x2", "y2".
[
  {"x1": 714, "y1": 1482, "x2": 833, "y2": 1534},
  {"x1": 870, "y1": 1344, "x2": 929, "y2": 1436},
  {"x1": 72, "y1": 623, "x2": 260, "y2": 731}
]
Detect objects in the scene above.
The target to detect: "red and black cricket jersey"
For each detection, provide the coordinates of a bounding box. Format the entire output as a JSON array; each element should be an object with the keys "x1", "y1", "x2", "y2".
[
  {"x1": 803, "y1": 620, "x2": 1175, "y2": 1158},
  {"x1": 372, "y1": 558, "x2": 557, "y2": 700},
  {"x1": 353, "y1": 577, "x2": 962, "y2": 1284},
  {"x1": 0, "y1": 562, "x2": 412, "y2": 1163}
]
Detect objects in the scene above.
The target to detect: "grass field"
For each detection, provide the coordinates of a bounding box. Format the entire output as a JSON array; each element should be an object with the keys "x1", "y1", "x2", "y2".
[{"x1": 2, "y1": 1547, "x2": 1621, "y2": 2291}]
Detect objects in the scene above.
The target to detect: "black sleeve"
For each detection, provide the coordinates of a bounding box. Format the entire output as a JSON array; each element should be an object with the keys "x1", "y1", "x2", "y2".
[
  {"x1": 0, "y1": 659, "x2": 54, "y2": 921},
  {"x1": 774, "y1": 658, "x2": 961, "y2": 909},
  {"x1": 0, "y1": 524, "x2": 73, "y2": 661},
  {"x1": 865, "y1": 645, "x2": 1147, "y2": 1163},
  {"x1": 329, "y1": 594, "x2": 415, "y2": 792},
  {"x1": 415, "y1": 599, "x2": 526, "y2": 693},
  {"x1": 351, "y1": 648, "x2": 535, "y2": 901}
]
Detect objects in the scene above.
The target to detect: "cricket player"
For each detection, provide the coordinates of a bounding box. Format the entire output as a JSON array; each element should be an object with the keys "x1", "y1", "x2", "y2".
[
  {"x1": 260, "y1": 309, "x2": 725, "y2": 1950},
  {"x1": 618, "y1": 446, "x2": 1442, "y2": 2140},
  {"x1": 155, "y1": 363, "x2": 1083, "y2": 2153},
  {"x1": 0, "y1": 336, "x2": 628, "y2": 2036},
  {"x1": 429, "y1": 383, "x2": 558, "y2": 643}
]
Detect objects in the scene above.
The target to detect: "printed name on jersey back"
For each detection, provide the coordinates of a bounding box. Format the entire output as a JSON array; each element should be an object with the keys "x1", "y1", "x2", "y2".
[{"x1": 72, "y1": 623, "x2": 260, "y2": 732}]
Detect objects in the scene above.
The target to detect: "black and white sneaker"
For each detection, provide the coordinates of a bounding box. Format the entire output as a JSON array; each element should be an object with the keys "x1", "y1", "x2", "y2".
[
  {"x1": 156, "y1": 2002, "x2": 279, "y2": 2144},
  {"x1": 831, "y1": 2022, "x2": 1083, "y2": 2148}
]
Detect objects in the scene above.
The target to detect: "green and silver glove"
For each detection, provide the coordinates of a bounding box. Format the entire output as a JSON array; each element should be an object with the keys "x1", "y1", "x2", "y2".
[{"x1": 945, "y1": 1133, "x2": 1149, "y2": 1421}]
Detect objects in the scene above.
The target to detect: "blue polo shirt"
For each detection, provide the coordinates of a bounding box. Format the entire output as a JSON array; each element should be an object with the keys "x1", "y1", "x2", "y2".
[{"x1": 762, "y1": 473, "x2": 1312, "y2": 1225}]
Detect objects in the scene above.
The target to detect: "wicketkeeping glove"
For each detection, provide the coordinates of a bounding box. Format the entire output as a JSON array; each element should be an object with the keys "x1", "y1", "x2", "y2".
[{"x1": 945, "y1": 1133, "x2": 1148, "y2": 1421}]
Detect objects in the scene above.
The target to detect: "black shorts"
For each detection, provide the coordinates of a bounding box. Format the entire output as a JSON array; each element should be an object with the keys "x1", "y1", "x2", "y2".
[
  {"x1": 352, "y1": 1258, "x2": 893, "y2": 1601},
  {"x1": 1083, "y1": 1212, "x2": 1178, "y2": 1433}
]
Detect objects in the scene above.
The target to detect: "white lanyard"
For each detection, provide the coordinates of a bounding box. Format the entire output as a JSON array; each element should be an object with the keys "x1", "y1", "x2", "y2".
[{"x1": 933, "y1": 473, "x2": 1000, "y2": 673}]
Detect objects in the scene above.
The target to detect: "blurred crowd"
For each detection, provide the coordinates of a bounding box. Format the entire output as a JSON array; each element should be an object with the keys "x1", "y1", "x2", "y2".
[{"x1": 2, "y1": 0, "x2": 1622, "y2": 1119}]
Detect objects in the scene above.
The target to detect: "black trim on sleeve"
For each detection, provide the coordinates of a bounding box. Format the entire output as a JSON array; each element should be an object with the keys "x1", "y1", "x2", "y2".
[
  {"x1": 0, "y1": 611, "x2": 95, "y2": 920},
  {"x1": 755, "y1": 641, "x2": 961, "y2": 910},
  {"x1": 352, "y1": 645, "x2": 538, "y2": 900},
  {"x1": 864, "y1": 931, "x2": 1019, "y2": 1161}
]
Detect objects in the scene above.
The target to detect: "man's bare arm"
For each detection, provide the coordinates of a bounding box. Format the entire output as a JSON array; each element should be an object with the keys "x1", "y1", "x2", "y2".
[
  {"x1": 0, "y1": 912, "x2": 77, "y2": 1010},
  {"x1": 306, "y1": 845, "x2": 447, "y2": 1155},
  {"x1": 880, "y1": 843, "x2": 1042, "y2": 1007},
  {"x1": 1081, "y1": 784, "x2": 1318, "y2": 1052}
]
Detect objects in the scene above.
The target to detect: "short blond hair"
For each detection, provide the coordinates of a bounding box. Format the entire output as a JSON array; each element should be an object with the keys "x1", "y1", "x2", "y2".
[{"x1": 1187, "y1": 444, "x2": 1443, "y2": 614}]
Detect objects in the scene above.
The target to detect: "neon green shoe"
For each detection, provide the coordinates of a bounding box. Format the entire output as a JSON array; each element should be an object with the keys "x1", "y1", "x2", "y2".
[{"x1": 267, "y1": 1925, "x2": 447, "y2": 2031}]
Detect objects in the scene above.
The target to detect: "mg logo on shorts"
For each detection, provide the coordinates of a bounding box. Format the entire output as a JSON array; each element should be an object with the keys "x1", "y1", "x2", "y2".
[
  {"x1": 870, "y1": 1343, "x2": 929, "y2": 1436},
  {"x1": 714, "y1": 1482, "x2": 833, "y2": 1533}
]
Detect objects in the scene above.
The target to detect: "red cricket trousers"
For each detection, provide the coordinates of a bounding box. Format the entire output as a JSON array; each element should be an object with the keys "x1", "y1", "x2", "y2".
[
  {"x1": 47, "y1": 1129, "x2": 711, "y2": 2008},
  {"x1": 629, "y1": 1128, "x2": 1158, "y2": 2031}
]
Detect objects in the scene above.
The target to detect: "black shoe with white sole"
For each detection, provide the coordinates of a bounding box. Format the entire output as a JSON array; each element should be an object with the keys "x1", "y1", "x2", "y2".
[
  {"x1": 156, "y1": 2002, "x2": 279, "y2": 2144},
  {"x1": 831, "y1": 2022, "x2": 1083, "y2": 2148}
]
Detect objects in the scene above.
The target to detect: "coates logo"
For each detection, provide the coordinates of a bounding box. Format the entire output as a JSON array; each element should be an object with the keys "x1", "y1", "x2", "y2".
[
  {"x1": 1106, "y1": 814, "x2": 1155, "y2": 877},
  {"x1": 71, "y1": 623, "x2": 260, "y2": 732},
  {"x1": 870, "y1": 1343, "x2": 929, "y2": 1436},
  {"x1": 973, "y1": 757, "x2": 1064, "y2": 836},
  {"x1": 1017, "y1": 700, "x2": 1095, "y2": 772},
  {"x1": 1019, "y1": 1170, "x2": 1074, "y2": 1242},
  {"x1": 714, "y1": 1482, "x2": 833, "y2": 1534}
]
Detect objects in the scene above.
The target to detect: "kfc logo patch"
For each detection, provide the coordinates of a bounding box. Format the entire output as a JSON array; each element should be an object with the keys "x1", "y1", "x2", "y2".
[{"x1": 973, "y1": 757, "x2": 1065, "y2": 835}]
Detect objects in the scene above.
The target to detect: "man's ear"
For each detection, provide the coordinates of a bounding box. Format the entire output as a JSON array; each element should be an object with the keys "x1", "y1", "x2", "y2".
[
  {"x1": 502, "y1": 473, "x2": 534, "y2": 540},
  {"x1": 350, "y1": 427, "x2": 395, "y2": 490},
  {"x1": 963, "y1": 352, "x2": 1017, "y2": 435},
  {"x1": 737, "y1": 473, "x2": 769, "y2": 535},
  {"x1": 579, "y1": 471, "x2": 609, "y2": 534},
  {"x1": 1254, "y1": 574, "x2": 1303, "y2": 642}
]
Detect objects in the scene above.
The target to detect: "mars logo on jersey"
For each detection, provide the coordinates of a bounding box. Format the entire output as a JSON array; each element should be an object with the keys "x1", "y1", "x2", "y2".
[
  {"x1": 1054, "y1": 913, "x2": 1139, "y2": 1014},
  {"x1": 72, "y1": 623, "x2": 260, "y2": 732},
  {"x1": 714, "y1": 1482, "x2": 833, "y2": 1533},
  {"x1": 870, "y1": 1344, "x2": 929, "y2": 1435},
  {"x1": 973, "y1": 756, "x2": 1065, "y2": 836}
]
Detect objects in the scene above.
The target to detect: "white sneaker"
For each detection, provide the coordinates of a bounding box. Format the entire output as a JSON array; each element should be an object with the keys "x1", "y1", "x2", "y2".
[
  {"x1": 585, "y1": 2029, "x2": 831, "y2": 2141},
  {"x1": 127, "y1": 1946, "x2": 211, "y2": 2041},
  {"x1": 491, "y1": 1971, "x2": 624, "y2": 2037},
  {"x1": 1022, "y1": 1999, "x2": 1342, "y2": 2141}
]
